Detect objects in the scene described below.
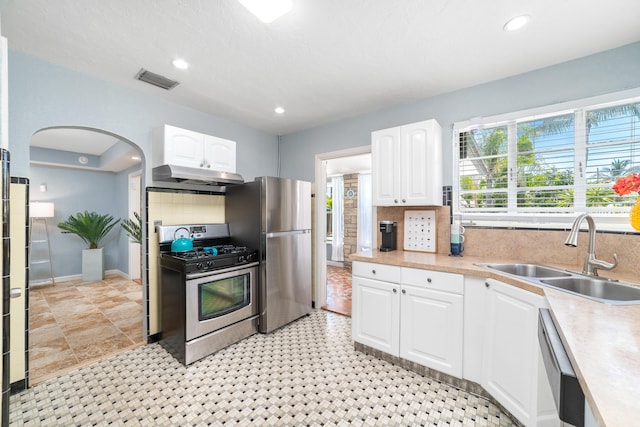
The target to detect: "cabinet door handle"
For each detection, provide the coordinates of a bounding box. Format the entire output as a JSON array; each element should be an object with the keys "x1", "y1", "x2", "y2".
[
  {"x1": 372, "y1": 269, "x2": 376, "y2": 274},
  {"x1": 485, "y1": 282, "x2": 490, "y2": 288},
  {"x1": 394, "y1": 199, "x2": 398, "y2": 204},
  {"x1": 393, "y1": 288, "x2": 397, "y2": 293},
  {"x1": 200, "y1": 163, "x2": 204, "y2": 167},
  {"x1": 402, "y1": 199, "x2": 406, "y2": 203},
  {"x1": 426, "y1": 278, "x2": 432, "y2": 284},
  {"x1": 10, "y1": 288, "x2": 21, "y2": 298},
  {"x1": 401, "y1": 289, "x2": 406, "y2": 294}
]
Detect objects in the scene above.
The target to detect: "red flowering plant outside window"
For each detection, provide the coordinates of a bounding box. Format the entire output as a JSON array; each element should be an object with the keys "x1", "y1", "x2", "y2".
[
  {"x1": 613, "y1": 173, "x2": 640, "y2": 230},
  {"x1": 612, "y1": 174, "x2": 640, "y2": 196}
]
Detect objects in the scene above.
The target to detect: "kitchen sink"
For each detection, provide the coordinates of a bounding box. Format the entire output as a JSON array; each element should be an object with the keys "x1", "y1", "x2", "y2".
[
  {"x1": 477, "y1": 262, "x2": 640, "y2": 305},
  {"x1": 480, "y1": 263, "x2": 571, "y2": 278},
  {"x1": 541, "y1": 277, "x2": 640, "y2": 303}
]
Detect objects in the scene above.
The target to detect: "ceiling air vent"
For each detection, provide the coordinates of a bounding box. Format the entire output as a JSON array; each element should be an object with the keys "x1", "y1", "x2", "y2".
[{"x1": 134, "y1": 68, "x2": 179, "y2": 90}]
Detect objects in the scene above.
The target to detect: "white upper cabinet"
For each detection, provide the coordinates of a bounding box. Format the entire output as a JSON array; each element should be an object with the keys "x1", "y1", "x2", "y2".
[
  {"x1": 154, "y1": 124, "x2": 236, "y2": 172},
  {"x1": 203, "y1": 135, "x2": 236, "y2": 173},
  {"x1": 372, "y1": 119, "x2": 442, "y2": 206}
]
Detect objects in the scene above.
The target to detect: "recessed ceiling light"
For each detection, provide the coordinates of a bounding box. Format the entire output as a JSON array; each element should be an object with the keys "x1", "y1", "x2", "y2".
[
  {"x1": 503, "y1": 15, "x2": 530, "y2": 32},
  {"x1": 274, "y1": 107, "x2": 285, "y2": 114},
  {"x1": 239, "y1": 0, "x2": 293, "y2": 23},
  {"x1": 172, "y1": 58, "x2": 189, "y2": 70},
  {"x1": 131, "y1": 156, "x2": 141, "y2": 161},
  {"x1": 78, "y1": 155, "x2": 89, "y2": 164}
]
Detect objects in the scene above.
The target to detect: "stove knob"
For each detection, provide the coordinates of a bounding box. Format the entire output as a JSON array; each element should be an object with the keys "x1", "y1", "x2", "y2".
[
  {"x1": 238, "y1": 255, "x2": 246, "y2": 263},
  {"x1": 196, "y1": 262, "x2": 204, "y2": 270},
  {"x1": 206, "y1": 261, "x2": 213, "y2": 268}
]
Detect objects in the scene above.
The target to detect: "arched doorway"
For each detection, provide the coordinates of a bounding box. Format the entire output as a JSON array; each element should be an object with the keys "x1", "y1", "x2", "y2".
[{"x1": 26, "y1": 126, "x2": 145, "y2": 384}]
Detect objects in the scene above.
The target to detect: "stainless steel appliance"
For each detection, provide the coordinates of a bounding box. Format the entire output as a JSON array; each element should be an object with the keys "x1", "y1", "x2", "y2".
[
  {"x1": 538, "y1": 308, "x2": 585, "y2": 427},
  {"x1": 158, "y1": 224, "x2": 259, "y2": 365},
  {"x1": 226, "y1": 176, "x2": 312, "y2": 333}
]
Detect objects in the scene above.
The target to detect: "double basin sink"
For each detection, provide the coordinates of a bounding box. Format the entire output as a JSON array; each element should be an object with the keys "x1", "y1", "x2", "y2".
[{"x1": 477, "y1": 263, "x2": 640, "y2": 305}]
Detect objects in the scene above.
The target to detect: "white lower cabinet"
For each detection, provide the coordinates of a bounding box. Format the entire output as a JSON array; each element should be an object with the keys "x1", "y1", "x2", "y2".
[
  {"x1": 352, "y1": 262, "x2": 464, "y2": 376},
  {"x1": 353, "y1": 263, "x2": 557, "y2": 427},
  {"x1": 352, "y1": 275, "x2": 400, "y2": 355},
  {"x1": 481, "y1": 278, "x2": 557, "y2": 427},
  {"x1": 400, "y1": 268, "x2": 463, "y2": 377}
]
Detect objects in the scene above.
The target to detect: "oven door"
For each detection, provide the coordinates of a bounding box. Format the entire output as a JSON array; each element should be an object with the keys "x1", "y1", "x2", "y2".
[{"x1": 186, "y1": 264, "x2": 258, "y2": 341}]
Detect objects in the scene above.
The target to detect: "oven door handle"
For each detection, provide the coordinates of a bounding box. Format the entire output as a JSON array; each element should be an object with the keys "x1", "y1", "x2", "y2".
[{"x1": 186, "y1": 262, "x2": 259, "y2": 280}]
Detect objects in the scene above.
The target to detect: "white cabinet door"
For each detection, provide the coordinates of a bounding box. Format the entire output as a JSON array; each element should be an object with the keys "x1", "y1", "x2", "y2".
[
  {"x1": 400, "y1": 120, "x2": 442, "y2": 206},
  {"x1": 372, "y1": 127, "x2": 401, "y2": 206},
  {"x1": 163, "y1": 125, "x2": 205, "y2": 168},
  {"x1": 372, "y1": 119, "x2": 442, "y2": 206},
  {"x1": 352, "y1": 276, "x2": 400, "y2": 355},
  {"x1": 400, "y1": 285, "x2": 463, "y2": 377},
  {"x1": 482, "y1": 278, "x2": 546, "y2": 427},
  {"x1": 203, "y1": 135, "x2": 236, "y2": 172}
]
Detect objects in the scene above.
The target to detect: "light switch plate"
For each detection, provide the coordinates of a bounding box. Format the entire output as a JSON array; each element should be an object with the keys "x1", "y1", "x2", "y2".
[{"x1": 404, "y1": 210, "x2": 436, "y2": 252}]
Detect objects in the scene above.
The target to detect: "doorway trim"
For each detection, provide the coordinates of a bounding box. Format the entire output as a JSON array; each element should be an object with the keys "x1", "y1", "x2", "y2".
[
  {"x1": 128, "y1": 171, "x2": 142, "y2": 281},
  {"x1": 314, "y1": 145, "x2": 374, "y2": 308}
]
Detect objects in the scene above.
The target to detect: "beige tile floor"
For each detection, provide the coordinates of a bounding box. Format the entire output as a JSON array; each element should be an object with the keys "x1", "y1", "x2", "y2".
[{"x1": 28, "y1": 275, "x2": 145, "y2": 384}]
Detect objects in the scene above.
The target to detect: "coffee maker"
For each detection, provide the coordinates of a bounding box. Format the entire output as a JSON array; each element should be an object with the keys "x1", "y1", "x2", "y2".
[{"x1": 379, "y1": 221, "x2": 397, "y2": 252}]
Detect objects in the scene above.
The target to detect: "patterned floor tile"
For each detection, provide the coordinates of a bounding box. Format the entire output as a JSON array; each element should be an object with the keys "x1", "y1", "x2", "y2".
[{"x1": 10, "y1": 311, "x2": 516, "y2": 426}]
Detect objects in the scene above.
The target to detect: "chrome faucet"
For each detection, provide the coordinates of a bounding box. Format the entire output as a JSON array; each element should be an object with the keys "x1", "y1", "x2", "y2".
[{"x1": 564, "y1": 213, "x2": 617, "y2": 276}]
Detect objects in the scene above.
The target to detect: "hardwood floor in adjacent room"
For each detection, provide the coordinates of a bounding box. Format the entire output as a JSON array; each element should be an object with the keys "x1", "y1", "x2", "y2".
[
  {"x1": 323, "y1": 265, "x2": 352, "y2": 317},
  {"x1": 28, "y1": 275, "x2": 145, "y2": 385}
]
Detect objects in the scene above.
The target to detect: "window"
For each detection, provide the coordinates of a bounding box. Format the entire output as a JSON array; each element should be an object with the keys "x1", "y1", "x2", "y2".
[{"x1": 454, "y1": 94, "x2": 640, "y2": 230}]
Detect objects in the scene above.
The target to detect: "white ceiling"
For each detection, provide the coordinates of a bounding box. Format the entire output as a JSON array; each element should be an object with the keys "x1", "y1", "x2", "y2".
[
  {"x1": 1, "y1": 0, "x2": 640, "y2": 136},
  {"x1": 326, "y1": 154, "x2": 371, "y2": 176},
  {"x1": 30, "y1": 128, "x2": 141, "y2": 172}
]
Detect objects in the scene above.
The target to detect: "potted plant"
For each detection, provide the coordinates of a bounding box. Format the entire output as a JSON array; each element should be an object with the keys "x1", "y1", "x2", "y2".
[
  {"x1": 58, "y1": 211, "x2": 120, "y2": 281},
  {"x1": 121, "y1": 211, "x2": 142, "y2": 244}
]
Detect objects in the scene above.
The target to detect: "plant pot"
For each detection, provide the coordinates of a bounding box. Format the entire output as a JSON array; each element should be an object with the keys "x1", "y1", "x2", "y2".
[{"x1": 82, "y1": 248, "x2": 104, "y2": 281}]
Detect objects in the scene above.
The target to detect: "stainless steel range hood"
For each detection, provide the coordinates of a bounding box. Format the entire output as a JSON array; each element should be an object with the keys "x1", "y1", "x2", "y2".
[{"x1": 152, "y1": 164, "x2": 244, "y2": 186}]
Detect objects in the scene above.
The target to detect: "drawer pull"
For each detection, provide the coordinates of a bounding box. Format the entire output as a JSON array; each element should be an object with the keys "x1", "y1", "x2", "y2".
[
  {"x1": 393, "y1": 288, "x2": 397, "y2": 293},
  {"x1": 427, "y1": 278, "x2": 432, "y2": 284},
  {"x1": 372, "y1": 269, "x2": 376, "y2": 274},
  {"x1": 401, "y1": 289, "x2": 406, "y2": 294},
  {"x1": 485, "y1": 282, "x2": 490, "y2": 288}
]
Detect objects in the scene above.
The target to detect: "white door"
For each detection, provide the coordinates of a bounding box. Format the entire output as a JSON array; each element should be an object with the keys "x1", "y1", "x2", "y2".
[
  {"x1": 163, "y1": 125, "x2": 204, "y2": 168},
  {"x1": 482, "y1": 279, "x2": 544, "y2": 426},
  {"x1": 372, "y1": 127, "x2": 401, "y2": 206},
  {"x1": 352, "y1": 276, "x2": 399, "y2": 355},
  {"x1": 400, "y1": 285, "x2": 463, "y2": 377},
  {"x1": 203, "y1": 135, "x2": 236, "y2": 172}
]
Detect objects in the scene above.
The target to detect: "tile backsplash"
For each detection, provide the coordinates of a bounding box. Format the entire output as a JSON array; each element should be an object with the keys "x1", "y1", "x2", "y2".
[{"x1": 377, "y1": 206, "x2": 640, "y2": 277}]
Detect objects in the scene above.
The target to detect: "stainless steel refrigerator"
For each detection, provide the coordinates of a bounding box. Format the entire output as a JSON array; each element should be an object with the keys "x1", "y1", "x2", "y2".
[{"x1": 226, "y1": 176, "x2": 312, "y2": 333}]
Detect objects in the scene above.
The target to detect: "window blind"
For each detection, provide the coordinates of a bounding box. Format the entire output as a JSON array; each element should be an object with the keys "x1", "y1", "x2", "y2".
[{"x1": 454, "y1": 97, "x2": 640, "y2": 228}]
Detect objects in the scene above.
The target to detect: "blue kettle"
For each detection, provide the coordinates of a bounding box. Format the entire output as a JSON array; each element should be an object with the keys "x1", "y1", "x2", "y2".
[{"x1": 171, "y1": 227, "x2": 194, "y2": 252}]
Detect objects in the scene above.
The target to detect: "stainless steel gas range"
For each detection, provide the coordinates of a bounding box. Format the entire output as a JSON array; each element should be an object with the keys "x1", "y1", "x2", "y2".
[{"x1": 158, "y1": 224, "x2": 259, "y2": 365}]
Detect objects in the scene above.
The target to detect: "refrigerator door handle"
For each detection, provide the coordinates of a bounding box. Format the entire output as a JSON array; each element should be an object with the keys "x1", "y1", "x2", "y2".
[{"x1": 266, "y1": 229, "x2": 311, "y2": 238}]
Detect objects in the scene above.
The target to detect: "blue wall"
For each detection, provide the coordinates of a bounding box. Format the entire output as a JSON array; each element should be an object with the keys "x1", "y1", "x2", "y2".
[
  {"x1": 278, "y1": 42, "x2": 640, "y2": 183},
  {"x1": 8, "y1": 51, "x2": 280, "y2": 278},
  {"x1": 8, "y1": 50, "x2": 279, "y2": 180},
  {"x1": 29, "y1": 164, "x2": 129, "y2": 279}
]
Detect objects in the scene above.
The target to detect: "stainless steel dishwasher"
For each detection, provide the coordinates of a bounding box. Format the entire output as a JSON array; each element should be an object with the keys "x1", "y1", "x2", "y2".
[{"x1": 538, "y1": 308, "x2": 585, "y2": 427}]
